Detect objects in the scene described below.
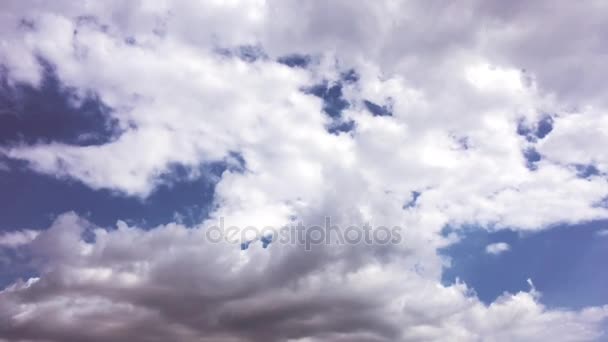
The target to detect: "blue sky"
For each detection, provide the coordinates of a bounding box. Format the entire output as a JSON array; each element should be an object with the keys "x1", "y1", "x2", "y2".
[
  {"x1": 0, "y1": 70, "x2": 224, "y2": 229},
  {"x1": 1, "y1": 2, "x2": 608, "y2": 341},
  {"x1": 441, "y1": 221, "x2": 608, "y2": 309}
]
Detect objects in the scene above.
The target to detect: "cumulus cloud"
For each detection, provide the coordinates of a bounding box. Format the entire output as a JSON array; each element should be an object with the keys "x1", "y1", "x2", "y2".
[
  {"x1": 485, "y1": 242, "x2": 510, "y2": 255},
  {"x1": 0, "y1": 0, "x2": 607, "y2": 341},
  {"x1": 0, "y1": 213, "x2": 605, "y2": 342}
]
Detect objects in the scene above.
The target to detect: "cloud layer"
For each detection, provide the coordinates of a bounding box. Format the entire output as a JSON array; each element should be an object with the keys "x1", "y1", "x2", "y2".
[{"x1": 1, "y1": 1, "x2": 608, "y2": 341}]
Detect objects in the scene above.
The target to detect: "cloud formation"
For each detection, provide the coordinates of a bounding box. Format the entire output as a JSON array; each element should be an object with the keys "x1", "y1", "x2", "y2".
[
  {"x1": 485, "y1": 242, "x2": 510, "y2": 255},
  {"x1": 1, "y1": 1, "x2": 608, "y2": 341},
  {"x1": 0, "y1": 213, "x2": 606, "y2": 342}
]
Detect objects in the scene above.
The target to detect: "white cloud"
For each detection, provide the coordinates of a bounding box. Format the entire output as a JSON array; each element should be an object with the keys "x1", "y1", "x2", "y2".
[
  {"x1": 0, "y1": 230, "x2": 39, "y2": 248},
  {"x1": 1, "y1": 1, "x2": 607, "y2": 230},
  {"x1": 485, "y1": 242, "x2": 511, "y2": 255},
  {"x1": 0, "y1": 1, "x2": 607, "y2": 341},
  {"x1": 537, "y1": 110, "x2": 608, "y2": 173}
]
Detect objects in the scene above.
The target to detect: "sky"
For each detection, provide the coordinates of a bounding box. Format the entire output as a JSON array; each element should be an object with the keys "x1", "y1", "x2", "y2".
[{"x1": 0, "y1": 1, "x2": 608, "y2": 341}]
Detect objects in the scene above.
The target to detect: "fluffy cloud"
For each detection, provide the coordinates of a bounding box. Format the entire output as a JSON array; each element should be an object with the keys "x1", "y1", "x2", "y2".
[
  {"x1": 1, "y1": 0, "x2": 608, "y2": 341},
  {"x1": 0, "y1": 213, "x2": 606, "y2": 342}
]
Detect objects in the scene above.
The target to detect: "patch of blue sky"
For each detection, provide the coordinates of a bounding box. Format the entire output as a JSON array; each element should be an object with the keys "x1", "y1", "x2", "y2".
[
  {"x1": 441, "y1": 220, "x2": 608, "y2": 309},
  {"x1": 0, "y1": 62, "x2": 121, "y2": 146},
  {"x1": 0, "y1": 158, "x2": 231, "y2": 231},
  {"x1": 516, "y1": 115, "x2": 554, "y2": 142},
  {"x1": 363, "y1": 99, "x2": 392, "y2": 117},
  {"x1": 277, "y1": 54, "x2": 312, "y2": 68}
]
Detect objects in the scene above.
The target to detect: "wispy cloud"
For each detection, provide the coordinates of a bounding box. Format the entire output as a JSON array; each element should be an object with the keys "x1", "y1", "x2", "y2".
[
  {"x1": 485, "y1": 242, "x2": 511, "y2": 255},
  {"x1": 0, "y1": 230, "x2": 39, "y2": 248},
  {"x1": 596, "y1": 229, "x2": 608, "y2": 238}
]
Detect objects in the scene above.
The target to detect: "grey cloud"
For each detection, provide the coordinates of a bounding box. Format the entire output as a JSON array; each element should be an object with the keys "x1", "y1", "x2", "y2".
[{"x1": 0, "y1": 214, "x2": 605, "y2": 341}]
